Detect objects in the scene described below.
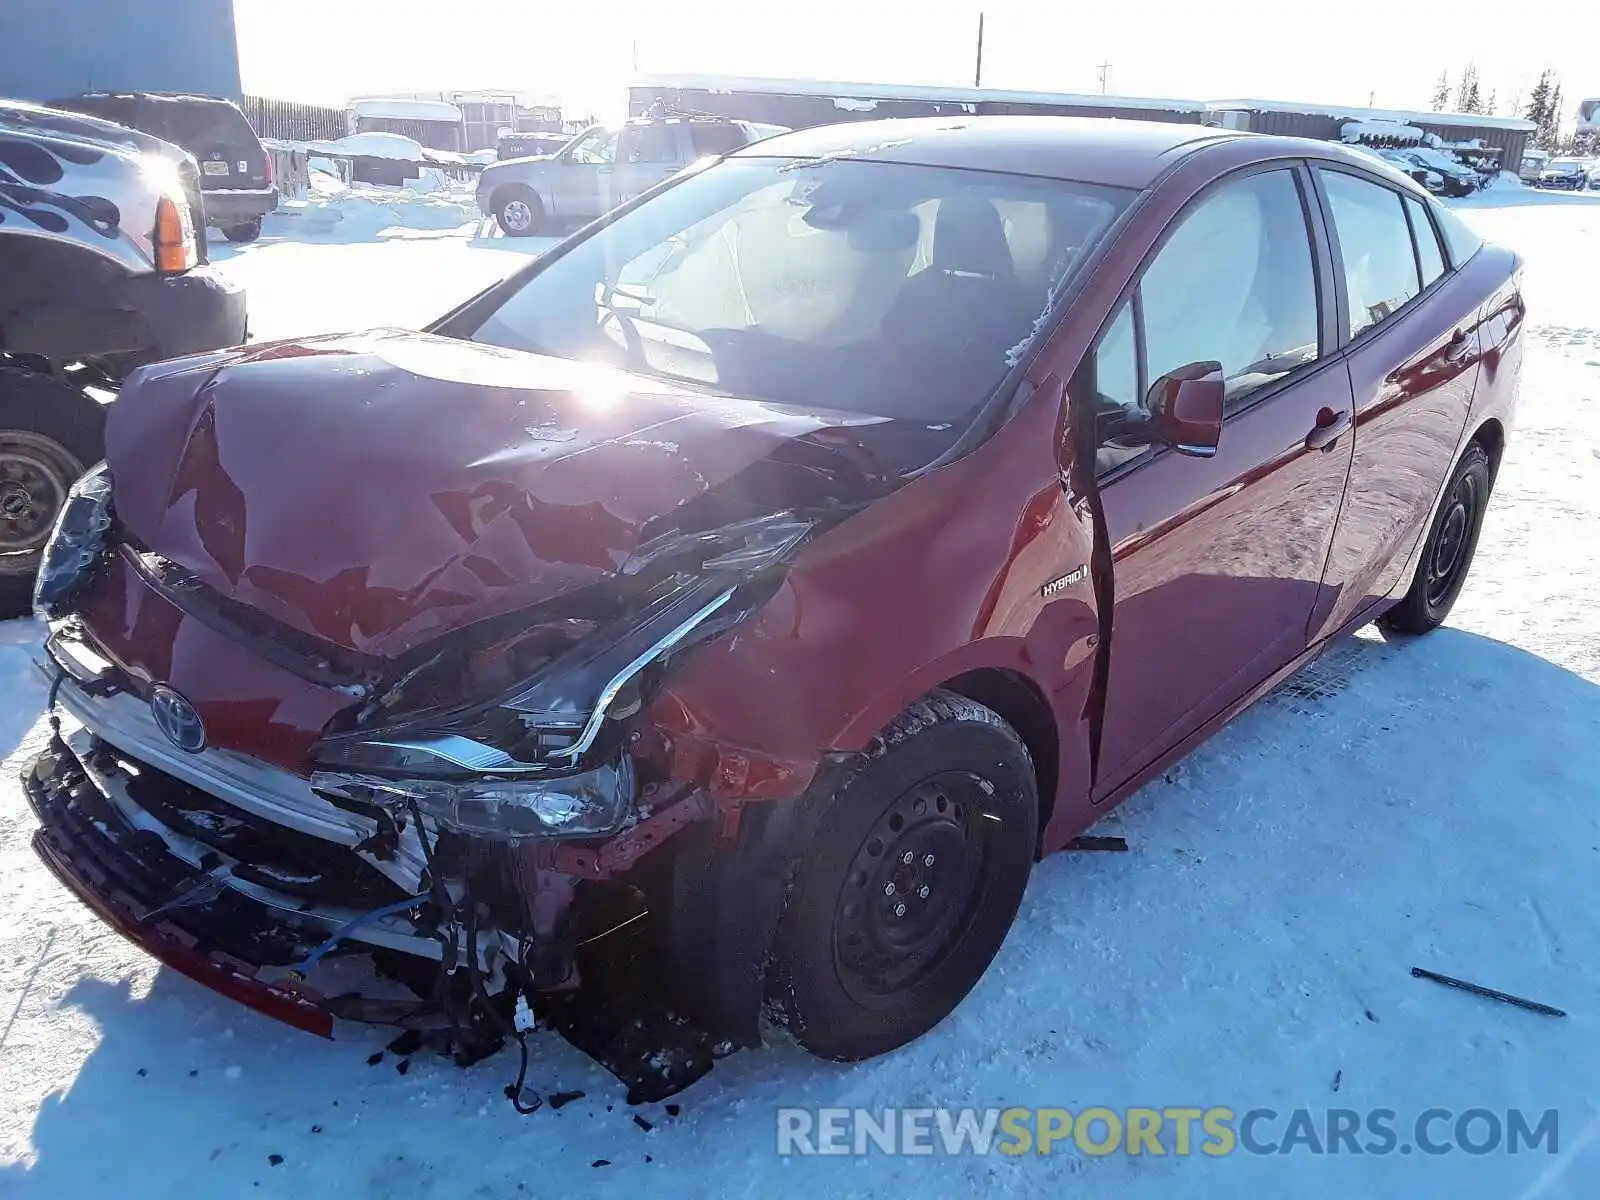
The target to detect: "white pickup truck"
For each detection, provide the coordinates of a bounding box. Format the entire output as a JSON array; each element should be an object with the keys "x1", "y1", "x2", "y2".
[{"x1": 476, "y1": 116, "x2": 776, "y2": 236}]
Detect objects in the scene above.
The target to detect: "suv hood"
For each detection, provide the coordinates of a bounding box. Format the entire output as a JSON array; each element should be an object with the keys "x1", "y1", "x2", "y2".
[{"x1": 106, "y1": 329, "x2": 891, "y2": 657}]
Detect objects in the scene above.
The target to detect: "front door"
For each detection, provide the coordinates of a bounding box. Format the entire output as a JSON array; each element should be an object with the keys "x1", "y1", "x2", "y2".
[
  {"x1": 551, "y1": 128, "x2": 618, "y2": 221},
  {"x1": 1086, "y1": 164, "x2": 1355, "y2": 795}
]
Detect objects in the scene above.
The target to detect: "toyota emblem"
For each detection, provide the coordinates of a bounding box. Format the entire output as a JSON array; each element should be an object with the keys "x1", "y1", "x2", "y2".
[{"x1": 150, "y1": 685, "x2": 206, "y2": 753}]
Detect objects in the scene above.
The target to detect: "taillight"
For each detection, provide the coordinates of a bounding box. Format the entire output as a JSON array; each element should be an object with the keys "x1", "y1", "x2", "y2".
[
  {"x1": 264, "y1": 151, "x2": 274, "y2": 186},
  {"x1": 153, "y1": 196, "x2": 196, "y2": 274}
]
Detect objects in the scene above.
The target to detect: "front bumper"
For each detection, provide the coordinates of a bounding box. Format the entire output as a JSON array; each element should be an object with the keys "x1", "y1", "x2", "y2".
[
  {"x1": 201, "y1": 187, "x2": 280, "y2": 225},
  {"x1": 23, "y1": 662, "x2": 513, "y2": 1035},
  {"x1": 114, "y1": 264, "x2": 248, "y2": 366}
]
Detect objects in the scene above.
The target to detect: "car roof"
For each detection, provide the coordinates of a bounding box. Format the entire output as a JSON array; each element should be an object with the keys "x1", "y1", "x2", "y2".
[{"x1": 729, "y1": 116, "x2": 1243, "y2": 189}]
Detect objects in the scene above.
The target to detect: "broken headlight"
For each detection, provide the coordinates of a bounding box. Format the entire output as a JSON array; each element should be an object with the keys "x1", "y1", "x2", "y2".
[
  {"x1": 34, "y1": 462, "x2": 114, "y2": 618},
  {"x1": 310, "y1": 512, "x2": 813, "y2": 839}
]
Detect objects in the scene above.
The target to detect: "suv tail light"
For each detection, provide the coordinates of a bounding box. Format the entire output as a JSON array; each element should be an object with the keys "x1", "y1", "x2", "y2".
[
  {"x1": 264, "y1": 151, "x2": 275, "y2": 187},
  {"x1": 153, "y1": 196, "x2": 198, "y2": 274}
]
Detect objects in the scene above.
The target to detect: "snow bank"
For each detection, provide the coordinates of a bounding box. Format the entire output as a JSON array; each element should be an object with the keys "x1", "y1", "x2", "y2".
[
  {"x1": 1340, "y1": 119, "x2": 1425, "y2": 144},
  {"x1": 270, "y1": 179, "x2": 480, "y2": 239},
  {"x1": 308, "y1": 132, "x2": 428, "y2": 163}
]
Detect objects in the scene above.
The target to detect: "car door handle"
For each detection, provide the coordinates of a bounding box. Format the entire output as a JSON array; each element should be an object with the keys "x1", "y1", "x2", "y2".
[
  {"x1": 1304, "y1": 408, "x2": 1351, "y2": 452},
  {"x1": 1444, "y1": 328, "x2": 1472, "y2": 363}
]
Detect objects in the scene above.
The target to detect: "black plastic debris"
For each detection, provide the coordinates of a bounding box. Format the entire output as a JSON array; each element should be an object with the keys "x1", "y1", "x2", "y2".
[
  {"x1": 386, "y1": 1030, "x2": 425, "y2": 1056},
  {"x1": 548, "y1": 1090, "x2": 585, "y2": 1110},
  {"x1": 366, "y1": 1052, "x2": 384, "y2": 1066},
  {"x1": 1064, "y1": 836, "x2": 1128, "y2": 852},
  {"x1": 664, "y1": 1104, "x2": 681, "y2": 1118},
  {"x1": 591, "y1": 1159, "x2": 611, "y2": 1168},
  {"x1": 395, "y1": 1059, "x2": 410, "y2": 1076},
  {"x1": 632, "y1": 1114, "x2": 654, "y2": 1132},
  {"x1": 267, "y1": 1154, "x2": 283, "y2": 1167},
  {"x1": 1411, "y1": 967, "x2": 1567, "y2": 1017}
]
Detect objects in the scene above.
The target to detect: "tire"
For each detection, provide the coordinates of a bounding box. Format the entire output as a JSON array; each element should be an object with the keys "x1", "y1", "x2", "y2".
[
  {"x1": 222, "y1": 217, "x2": 263, "y2": 243},
  {"x1": 0, "y1": 368, "x2": 107, "y2": 619},
  {"x1": 1381, "y1": 441, "x2": 1491, "y2": 635},
  {"x1": 495, "y1": 187, "x2": 543, "y2": 237},
  {"x1": 767, "y1": 690, "x2": 1038, "y2": 1061}
]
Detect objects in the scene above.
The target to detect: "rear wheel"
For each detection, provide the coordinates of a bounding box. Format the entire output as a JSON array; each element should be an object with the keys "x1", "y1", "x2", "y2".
[
  {"x1": 222, "y1": 217, "x2": 263, "y2": 243},
  {"x1": 0, "y1": 368, "x2": 107, "y2": 618},
  {"x1": 1382, "y1": 441, "x2": 1491, "y2": 635},
  {"x1": 495, "y1": 187, "x2": 543, "y2": 237},
  {"x1": 767, "y1": 691, "x2": 1037, "y2": 1061}
]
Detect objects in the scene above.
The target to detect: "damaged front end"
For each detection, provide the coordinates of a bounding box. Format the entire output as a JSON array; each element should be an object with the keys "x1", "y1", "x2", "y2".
[{"x1": 23, "y1": 340, "x2": 895, "y2": 1103}]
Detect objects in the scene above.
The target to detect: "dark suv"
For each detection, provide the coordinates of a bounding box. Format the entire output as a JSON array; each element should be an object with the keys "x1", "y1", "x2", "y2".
[{"x1": 49, "y1": 92, "x2": 277, "y2": 243}]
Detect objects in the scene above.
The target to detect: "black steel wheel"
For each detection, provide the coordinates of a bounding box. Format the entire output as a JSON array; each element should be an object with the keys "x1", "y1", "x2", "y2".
[
  {"x1": 1383, "y1": 441, "x2": 1492, "y2": 634},
  {"x1": 768, "y1": 690, "x2": 1037, "y2": 1061}
]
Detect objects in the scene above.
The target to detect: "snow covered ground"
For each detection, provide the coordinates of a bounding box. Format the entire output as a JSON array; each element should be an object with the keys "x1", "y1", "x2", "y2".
[{"x1": 3, "y1": 182, "x2": 1600, "y2": 1199}]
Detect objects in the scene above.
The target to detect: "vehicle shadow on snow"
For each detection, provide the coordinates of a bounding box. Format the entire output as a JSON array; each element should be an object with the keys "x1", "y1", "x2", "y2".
[{"x1": 6, "y1": 627, "x2": 1600, "y2": 1197}]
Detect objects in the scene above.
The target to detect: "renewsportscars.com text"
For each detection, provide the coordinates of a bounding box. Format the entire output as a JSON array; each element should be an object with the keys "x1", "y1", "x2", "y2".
[{"x1": 776, "y1": 1106, "x2": 1561, "y2": 1157}]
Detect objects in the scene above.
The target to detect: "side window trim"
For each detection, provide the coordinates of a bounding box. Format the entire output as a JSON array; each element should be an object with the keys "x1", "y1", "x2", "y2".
[{"x1": 1402, "y1": 197, "x2": 1448, "y2": 294}]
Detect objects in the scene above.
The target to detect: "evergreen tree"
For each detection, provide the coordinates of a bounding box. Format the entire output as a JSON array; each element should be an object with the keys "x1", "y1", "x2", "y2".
[
  {"x1": 1542, "y1": 82, "x2": 1563, "y2": 150},
  {"x1": 1485, "y1": 89, "x2": 1497, "y2": 116},
  {"x1": 1431, "y1": 71, "x2": 1451, "y2": 111},
  {"x1": 1456, "y1": 64, "x2": 1482, "y2": 114},
  {"x1": 1524, "y1": 71, "x2": 1552, "y2": 134}
]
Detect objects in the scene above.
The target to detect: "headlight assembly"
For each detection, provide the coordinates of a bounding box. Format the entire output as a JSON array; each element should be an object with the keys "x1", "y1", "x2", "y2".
[
  {"x1": 310, "y1": 511, "x2": 815, "y2": 839},
  {"x1": 34, "y1": 462, "x2": 114, "y2": 618}
]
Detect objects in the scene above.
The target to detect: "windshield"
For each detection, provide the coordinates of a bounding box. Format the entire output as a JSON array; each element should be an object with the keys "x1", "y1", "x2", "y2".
[{"x1": 468, "y1": 156, "x2": 1132, "y2": 421}]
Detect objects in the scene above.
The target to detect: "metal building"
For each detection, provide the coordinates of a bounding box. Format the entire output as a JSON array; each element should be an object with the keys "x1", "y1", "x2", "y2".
[
  {"x1": 628, "y1": 75, "x2": 1205, "y2": 130},
  {"x1": 0, "y1": 0, "x2": 241, "y2": 102},
  {"x1": 1205, "y1": 100, "x2": 1535, "y2": 173}
]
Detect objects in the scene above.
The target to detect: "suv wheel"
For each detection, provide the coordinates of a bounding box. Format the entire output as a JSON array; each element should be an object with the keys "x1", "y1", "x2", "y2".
[
  {"x1": 0, "y1": 368, "x2": 107, "y2": 618},
  {"x1": 496, "y1": 187, "x2": 543, "y2": 237},
  {"x1": 222, "y1": 217, "x2": 263, "y2": 243},
  {"x1": 767, "y1": 690, "x2": 1038, "y2": 1061}
]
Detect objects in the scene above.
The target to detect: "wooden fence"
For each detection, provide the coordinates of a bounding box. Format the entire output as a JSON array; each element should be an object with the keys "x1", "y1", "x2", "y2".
[{"x1": 242, "y1": 95, "x2": 346, "y2": 142}]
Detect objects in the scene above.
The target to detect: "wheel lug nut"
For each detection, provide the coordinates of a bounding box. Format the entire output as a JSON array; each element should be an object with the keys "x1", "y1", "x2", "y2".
[
  {"x1": 923, "y1": 854, "x2": 935, "y2": 867},
  {"x1": 883, "y1": 881, "x2": 896, "y2": 896},
  {"x1": 901, "y1": 850, "x2": 914, "y2": 864},
  {"x1": 918, "y1": 885, "x2": 930, "y2": 899},
  {"x1": 893, "y1": 902, "x2": 907, "y2": 917}
]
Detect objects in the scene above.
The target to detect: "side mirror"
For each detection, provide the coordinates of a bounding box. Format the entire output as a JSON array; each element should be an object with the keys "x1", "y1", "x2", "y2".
[{"x1": 1146, "y1": 361, "x2": 1224, "y2": 457}]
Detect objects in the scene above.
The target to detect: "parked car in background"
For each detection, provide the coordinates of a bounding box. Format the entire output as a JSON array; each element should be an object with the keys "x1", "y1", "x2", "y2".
[
  {"x1": 476, "y1": 115, "x2": 772, "y2": 235},
  {"x1": 496, "y1": 131, "x2": 572, "y2": 161},
  {"x1": 1383, "y1": 148, "x2": 1480, "y2": 196},
  {"x1": 1519, "y1": 149, "x2": 1551, "y2": 183},
  {"x1": 1350, "y1": 145, "x2": 1446, "y2": 194},
  {"x1": 0, "y1": 99, "x2": 246, "y2": 615},
  {"x1": 1535, "y1": 158, "x2": 1589, "y2": 189},
  {"x1": 26, "y1": 117, "x2": 1522, "y2": 1101},
  {"x1": 48, "y1": 92, "x2": 277, "y2": 243}
]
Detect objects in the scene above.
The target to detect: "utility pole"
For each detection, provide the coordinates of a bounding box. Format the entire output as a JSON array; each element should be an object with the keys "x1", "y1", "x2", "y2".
[
  {"x1": 1097, "y1": 61, "x2": 1112, "y2": 93},
  {"x1": 974, "y1": 12, "x2": 985, "y2": 88}
]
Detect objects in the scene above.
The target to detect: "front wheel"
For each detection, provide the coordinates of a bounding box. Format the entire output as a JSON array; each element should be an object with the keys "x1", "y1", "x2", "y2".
[
  {"x1": 1382, "y1": 441, "x2": 1491, "y2": 635},
  {"x1": 0, "y1": 368, "x2": 107, "y2": 618},
  {"x1": 767, "y1": 690, "x2": 1038, "y2": 1061},
  {"x1": 495, "y1": 187, "x2": 543, "y2": 237},
  {"x1": 222, "y1": 217, "x2": 263, "y2": 243}
]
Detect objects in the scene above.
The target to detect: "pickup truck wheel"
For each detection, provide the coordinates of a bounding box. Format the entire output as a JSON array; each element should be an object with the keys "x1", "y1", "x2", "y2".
[
  {"x1": 495, "y1": 187, "x2": 543, "y2": 237},
  {"x1": 1382, "y1": 441, "x2": 1491, "y2": 635},
  {"x1": 768, "y1": 691, "x2": 1037, "y2": 1061},
  {"x1": 221, "y1": 217, "x2": 263, "y2": 243},
  {"x1": 0, "y1": 368, "x2": 106, "y2": 619}
]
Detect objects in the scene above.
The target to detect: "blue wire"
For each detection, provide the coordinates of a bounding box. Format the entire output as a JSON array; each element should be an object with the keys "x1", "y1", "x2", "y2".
[{"x1": 292, "y1": 894, "x2": 427, "y2": 976}]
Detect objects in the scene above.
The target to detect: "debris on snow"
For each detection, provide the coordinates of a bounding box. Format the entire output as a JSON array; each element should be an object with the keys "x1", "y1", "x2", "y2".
[
  {"x1": 1410, "y1": 967, "x2": 1568, "y2": 1017},
  {"x1": 548, "y1": 1090, "x2": 586, "y2": 1110},
  {"x1": 1065, "y1": 836, "x2": 1130, "y2": 852}
]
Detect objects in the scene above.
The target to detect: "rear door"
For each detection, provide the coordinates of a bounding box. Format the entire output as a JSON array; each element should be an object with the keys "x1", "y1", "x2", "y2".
[
  {"x1": 1305, "y1": 168, "x2": 1484, "y2": 640},
  {"x1": 611, "y1": 124, "x2": 684, "y2": 207},
  {"x1": 1087, "y1": 163, "x2": 1356, "y2": 795},
  {"x1": 143, "y1": 98, "x2": 268, "y2": 193}
]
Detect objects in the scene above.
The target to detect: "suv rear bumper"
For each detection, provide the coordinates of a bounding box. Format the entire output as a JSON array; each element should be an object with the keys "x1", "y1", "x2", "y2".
[{"x1": 202, "y1": 187, "x2": 279, "y2": 226}]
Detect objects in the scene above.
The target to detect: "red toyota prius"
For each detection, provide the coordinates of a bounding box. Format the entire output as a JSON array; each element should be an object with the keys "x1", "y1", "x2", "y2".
[{"x1": 25, "y1": 117, "x2": 1521, "y2": 1099}]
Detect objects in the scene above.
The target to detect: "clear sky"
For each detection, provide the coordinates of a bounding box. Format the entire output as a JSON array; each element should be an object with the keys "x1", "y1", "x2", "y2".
[{"x1": 234, "y1": 0, "x2": 1593, "y2": 124}]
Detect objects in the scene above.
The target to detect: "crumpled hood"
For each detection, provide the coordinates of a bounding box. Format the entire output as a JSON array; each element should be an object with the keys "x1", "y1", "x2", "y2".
[{"x1": 106, "y1": 329, "x2": 886, "y2": 657}]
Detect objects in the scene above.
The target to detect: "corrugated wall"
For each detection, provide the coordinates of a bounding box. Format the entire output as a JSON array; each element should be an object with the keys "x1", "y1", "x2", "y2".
[{"x1": 0, "y1": 0, "x2": 240, "y2": 102}]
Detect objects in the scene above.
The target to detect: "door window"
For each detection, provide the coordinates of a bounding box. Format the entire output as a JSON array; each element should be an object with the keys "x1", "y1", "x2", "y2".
[
  {"x1": 688, "y1": 123, "x2": 749, "y2": 157},
  {"x1": 567, "y1": 130, "x2": 617, "y2": 164},
  {"x1": 1405, "y1": 195, "x2": 1446, "y2": 288},
  {"x1": 1319, "y1": 170, "x2": 1422, "y2": 336},
  {"x1": 1140, "y1": 169, "x2": 1321, "y2": 411}
]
